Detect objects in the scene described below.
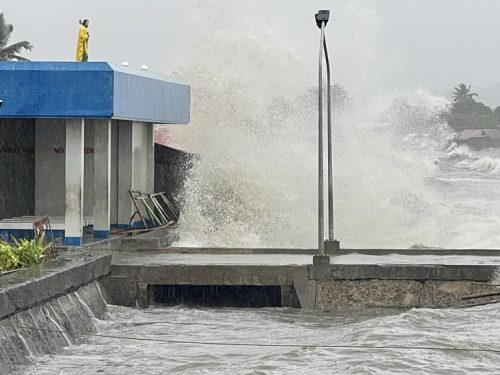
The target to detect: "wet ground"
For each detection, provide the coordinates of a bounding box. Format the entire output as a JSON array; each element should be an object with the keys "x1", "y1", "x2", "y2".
[{"x1": 112, "y1": 251, "x2": 500, "y2": 266}]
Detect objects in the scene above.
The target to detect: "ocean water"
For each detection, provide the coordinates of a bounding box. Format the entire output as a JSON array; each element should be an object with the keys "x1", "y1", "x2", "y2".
[{"x1": 18, "y1": 303, "x2": 500, "y2": 374}]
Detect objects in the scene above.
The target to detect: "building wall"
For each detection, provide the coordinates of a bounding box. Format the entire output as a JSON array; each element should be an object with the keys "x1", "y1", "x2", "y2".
[
  {"x1": 116, "y1": 121, "x2": 155, "y2": 225},
  {"x1": 35, "y1": 119, "x2": 96, "y2": 218},
  {"x1": 132, "y1": 122, "x2": 151, "y2": 193},
  {"x1": 110, "y1": 121, "x2": 119, "y2": 225},
  {"x1": 0, "y1": 119, "x2": 35, "y2": 220},
  {"x1": 84, "y1": 121, "x2": 95, "y2": 218},
  {"x1": 35, "y1": 119, "x2": 66, "y2": 216},
  {"x1": 154, "y1": 144, "x2": 194, "y2": 212}
]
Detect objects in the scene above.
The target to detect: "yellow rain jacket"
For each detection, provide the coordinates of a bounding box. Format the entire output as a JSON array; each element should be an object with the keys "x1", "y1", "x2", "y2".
[{"x1": 76, "y1": 25, "x2": 89, "y2": 62}]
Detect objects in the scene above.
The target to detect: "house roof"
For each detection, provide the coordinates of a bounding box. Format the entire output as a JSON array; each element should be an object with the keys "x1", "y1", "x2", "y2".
[{"x1": 456, "y1": 129, "x2": 500, "y2": 140}]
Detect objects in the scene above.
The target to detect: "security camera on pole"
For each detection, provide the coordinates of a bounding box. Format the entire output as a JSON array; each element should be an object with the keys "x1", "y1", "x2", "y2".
[{"x1": 313, "y1": 9, "x2": 340, "y2": 278}]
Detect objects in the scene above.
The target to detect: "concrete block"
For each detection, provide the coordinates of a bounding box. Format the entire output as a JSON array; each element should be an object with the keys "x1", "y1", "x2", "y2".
[
  {"x1": 99, "y1": 275, "x2": 138, "y2": 307},
  {"x1": 280, "y1": 285, "x2": 300, "y2": 308},
  {"x1": 292, "y1": 279, "x2": 317, "y2": 310},
  {"x1": 324, "y1": 239, "x2": 340, "y2": 255},
  {"x1": 137, "y1": 282, "x2": 150, "y2": 308},
  {"x1": 310, "y1": 255, "x2": 331, "y2": 280}
]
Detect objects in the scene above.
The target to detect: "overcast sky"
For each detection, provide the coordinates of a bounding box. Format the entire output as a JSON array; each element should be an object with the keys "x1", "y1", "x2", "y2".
[{"x1": 3, "y1": 0, "x2": 500, "y2": 103}]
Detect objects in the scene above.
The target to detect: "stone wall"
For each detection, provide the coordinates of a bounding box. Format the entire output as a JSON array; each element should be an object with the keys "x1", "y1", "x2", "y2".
[
  {"x1": 316, "y1": 280, "x2": 500, "y2": 309},
  {"x1": 0, "y1": 119, "x2": 35, "y2": 220}
]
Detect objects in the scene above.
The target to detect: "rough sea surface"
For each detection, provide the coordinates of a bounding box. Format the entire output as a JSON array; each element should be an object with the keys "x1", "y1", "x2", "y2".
[{"x1": 18, "y1": 303, "x2": 500, "y2": 374}]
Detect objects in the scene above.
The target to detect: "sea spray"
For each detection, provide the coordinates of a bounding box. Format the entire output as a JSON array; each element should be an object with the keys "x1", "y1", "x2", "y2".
[{"x1": 167, "y1": 1, "x2": 500, "y2": 249}]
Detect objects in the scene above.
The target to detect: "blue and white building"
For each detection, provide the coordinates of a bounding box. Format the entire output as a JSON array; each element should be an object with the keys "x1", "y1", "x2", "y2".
[{"x1": 0, "y1": 62, "x2": 190, "y2": 245}]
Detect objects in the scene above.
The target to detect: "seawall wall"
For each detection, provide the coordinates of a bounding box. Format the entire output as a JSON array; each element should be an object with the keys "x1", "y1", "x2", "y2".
[{"x1": 0, "y1": 252, "x2": 112, "y2": 371}]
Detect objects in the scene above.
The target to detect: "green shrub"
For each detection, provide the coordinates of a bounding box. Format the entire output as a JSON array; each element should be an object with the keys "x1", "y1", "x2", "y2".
[
  {"x1": 12, "y1": 233, "x2": 51, "y2": 267},
  {"x1": 0, "y1": 240, "x2": 19, "y2": 271}
]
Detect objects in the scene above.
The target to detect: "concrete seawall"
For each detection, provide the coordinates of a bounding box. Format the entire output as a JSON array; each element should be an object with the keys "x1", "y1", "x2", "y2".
[
  {"x1": 2, "y1": 246, "x2": 500, "y2": 370},
  {"x1": 312, "y1": 258, "x2": 500, "y2": 309},
  {"x1": 310, "y1": 260, "x2": 500, "y2": 308},
  {"x1": 316, "y1": 279, "x2": 500, "y2": 309},
  {"x1": 98, "y1": 250, "x2": 500, "y2": 310},
  {"x1": 0, "y1": 252, "x2": 112, "y2": 371}
]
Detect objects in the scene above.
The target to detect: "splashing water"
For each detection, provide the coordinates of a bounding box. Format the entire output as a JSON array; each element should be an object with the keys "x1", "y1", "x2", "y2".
[
  {"x1": 166, "y1": 1, "x2": 500, "y2": 249},
  {"x1": 17, "y1": 305, "x2": 500, "y2": 375}
]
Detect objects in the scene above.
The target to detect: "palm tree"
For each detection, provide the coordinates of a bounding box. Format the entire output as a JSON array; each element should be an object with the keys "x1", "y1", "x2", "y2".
[
  {"x1": 0, "y1": 13, "x2": 32, "y2": 61},
  {"x1": 452, "y1": 83, "x2": 478, "y2": 103}
]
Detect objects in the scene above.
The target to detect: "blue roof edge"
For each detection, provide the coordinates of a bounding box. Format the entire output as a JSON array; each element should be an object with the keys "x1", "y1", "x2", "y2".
[
  {"x1": 109, "y1": 64, "x2": 188, "y2": 85},
  {"x1": 0, "y1": 61, "x2": 114, "y2": 71}
]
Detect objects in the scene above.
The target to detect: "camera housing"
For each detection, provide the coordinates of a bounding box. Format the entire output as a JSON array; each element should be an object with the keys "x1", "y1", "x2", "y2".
[
  {"x1": 315, "y1": 10, "x2": 330, "y2": 28},
  {"x1": 0, "y1": 100, "x2": 3, "y2": 108}
]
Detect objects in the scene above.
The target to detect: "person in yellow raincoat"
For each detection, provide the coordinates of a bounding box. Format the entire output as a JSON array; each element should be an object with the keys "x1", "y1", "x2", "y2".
[{"x1": 76, "y1": 19, "x2": 90, "y2": 62}]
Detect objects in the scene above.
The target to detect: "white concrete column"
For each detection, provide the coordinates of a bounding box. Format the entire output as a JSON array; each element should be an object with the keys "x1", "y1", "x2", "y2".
[
  {"x1": 93, "y1": 120, "x2": 111, "y2": 238},
  {"x1": 64, "y1": 119, "x2": 85, "y2": 245},
  {"x1": 146, "y1": 124, "x2": 155, "y2": 193},
  {"x1": 117, "y1": 121, "x2": 134, "y2": 227},
  {"x1": 110, "y1": 120, "x2": 119, "y2": 226}
]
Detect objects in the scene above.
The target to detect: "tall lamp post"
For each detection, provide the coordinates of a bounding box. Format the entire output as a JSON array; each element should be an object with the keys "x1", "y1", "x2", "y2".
[{"x1": 315, "y1": 10, "x2": 340, "y2": 259}]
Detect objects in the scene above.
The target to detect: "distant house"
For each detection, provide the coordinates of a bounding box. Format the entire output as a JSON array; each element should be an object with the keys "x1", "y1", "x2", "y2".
[{"x1": 455, "y1": 129, "x2": 500, "y2": 148}]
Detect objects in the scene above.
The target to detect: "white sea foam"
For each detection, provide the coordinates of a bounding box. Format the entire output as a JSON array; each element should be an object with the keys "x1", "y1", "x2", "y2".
[
  {"x1": 456, "y1": 156, "x2": 500, "y2": 173},
  {"x1": 446, "y1": 144, "x2": 472, "y2": 159}
]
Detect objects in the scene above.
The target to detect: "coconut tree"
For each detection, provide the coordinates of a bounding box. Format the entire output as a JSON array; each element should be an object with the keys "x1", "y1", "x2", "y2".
[
  {"x1": 0, "y1": 13, "x2": 32, "y2": 61},
  {"x1": 447, "y1": 83, "x2": 498, "y2": 130},
  {"x1": 452, "y1": 83, "x2": 478, "y2": 103}
]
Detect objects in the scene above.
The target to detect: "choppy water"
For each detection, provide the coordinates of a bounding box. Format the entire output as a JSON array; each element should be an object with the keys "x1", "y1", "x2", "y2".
[{"x1": 18, "y1": 303, "x2": 500, "y2": 374}]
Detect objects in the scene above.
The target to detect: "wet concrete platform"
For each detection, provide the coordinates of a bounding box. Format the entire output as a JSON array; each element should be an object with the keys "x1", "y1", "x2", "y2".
[
  {"x1": 108, "y1": 252, "x2": 500, "y2": 284},
  {"x1": 111, "y1": 251, "x2": 500, "y2": 266},
  {"x1": 112, "y1": 252, "x2": 312, "y2": 266},
  {"x1": 334, "y1": 253, "x2": 500, "y2": 265}
]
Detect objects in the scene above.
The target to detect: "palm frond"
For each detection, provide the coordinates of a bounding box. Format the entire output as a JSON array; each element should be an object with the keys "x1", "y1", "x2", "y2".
[
  {"x1": 0, "y1": 13, "x2": 13, "y2": 49},
  {"x1": 0, "y1": 41, "x2": 33, "y2": 61},
  {"x1": 9, "y1": 54, "x2": 30, "y2": 61},
  {"x1": 0, "y1": 14, "x2": 32, "y2": 59},
  {"x1": 452, "y1": 83, "x2": 478, "y2": 103}
]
